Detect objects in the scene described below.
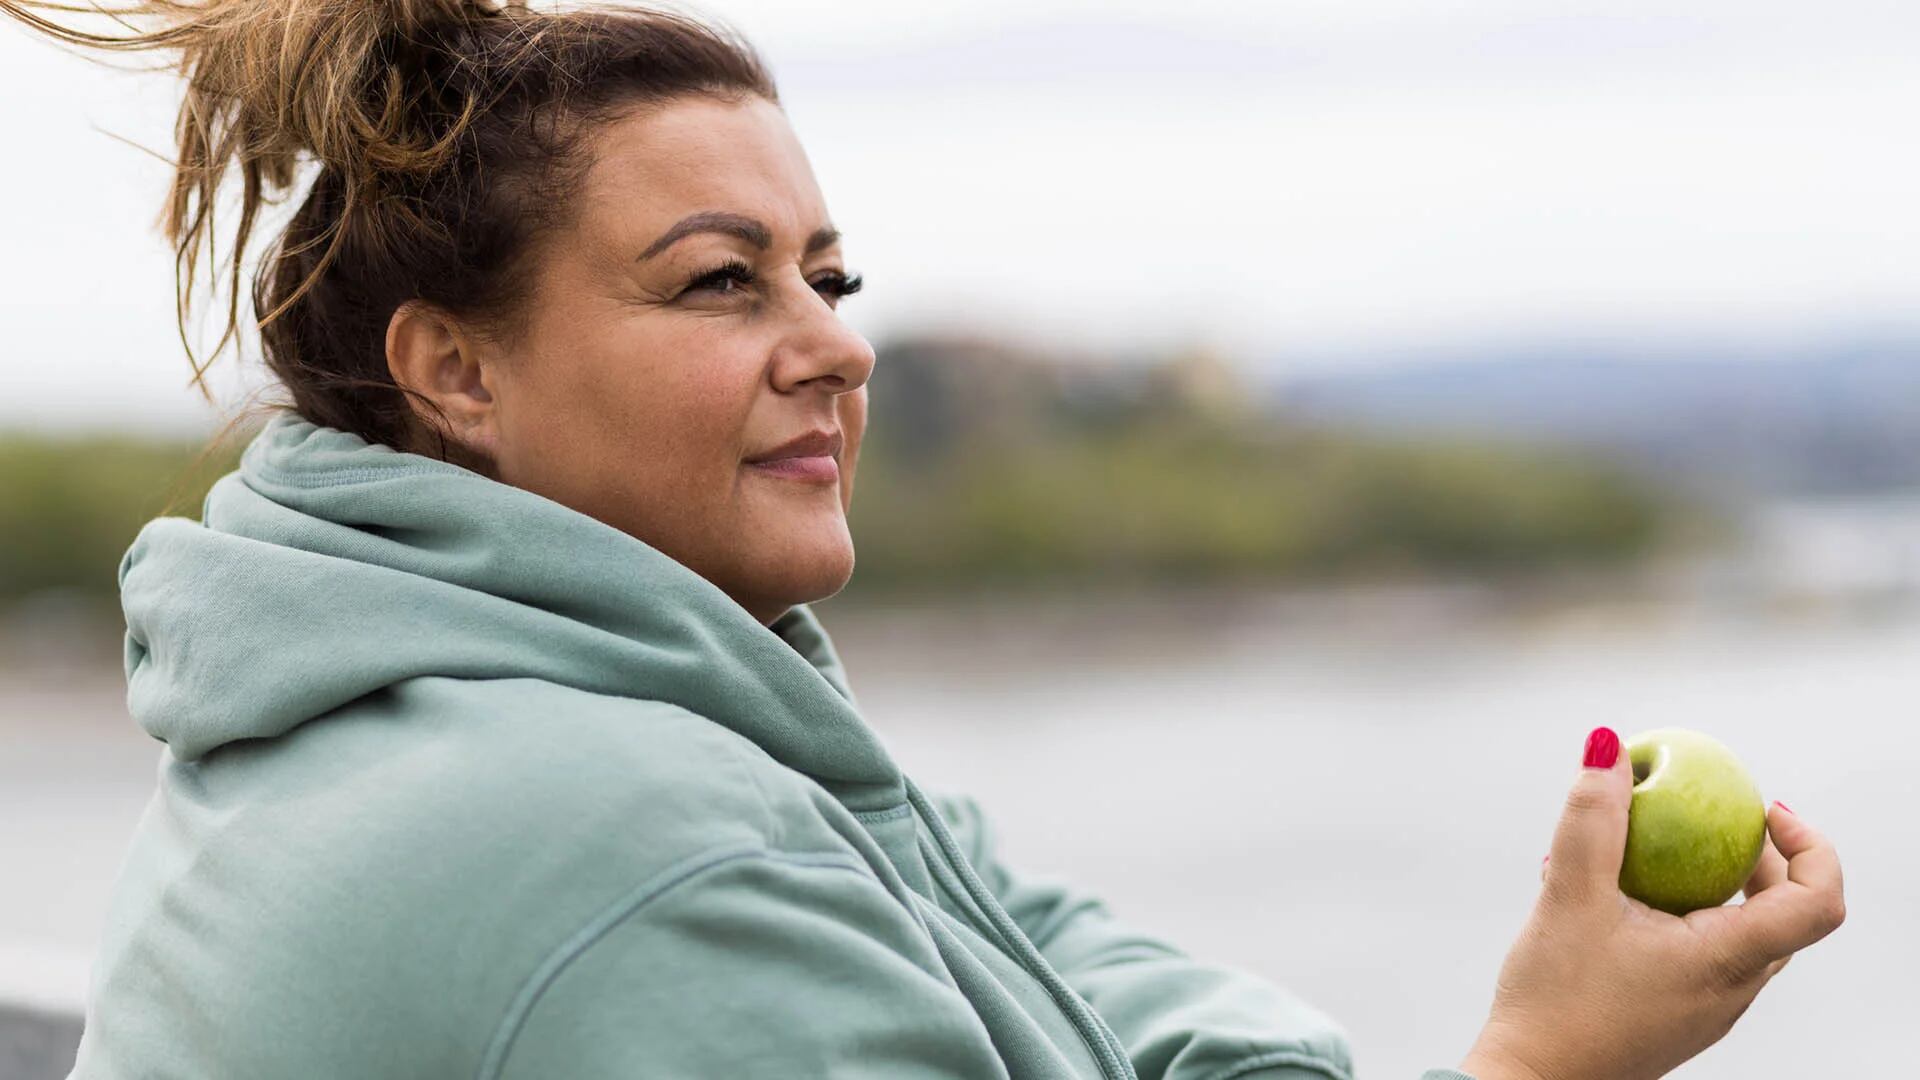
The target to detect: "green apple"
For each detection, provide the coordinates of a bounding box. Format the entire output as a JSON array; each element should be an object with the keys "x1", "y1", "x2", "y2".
[{"x1": 1619, "y1": 728, "x2": 1768, "y2": 916}]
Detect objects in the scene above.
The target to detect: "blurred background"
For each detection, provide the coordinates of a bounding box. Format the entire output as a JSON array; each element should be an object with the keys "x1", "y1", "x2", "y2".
[{"x1": 3, "y1": 1, "x2": 1917, "y2": 1076}]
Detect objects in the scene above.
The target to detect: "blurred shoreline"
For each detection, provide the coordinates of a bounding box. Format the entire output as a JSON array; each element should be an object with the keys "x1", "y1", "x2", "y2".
[
  {"x1": 11, "y1": 495, "x2": 1920, "y2": 680},
  {"x1": 11, "y1": 489, "x2": 1918, "y2": 685}
]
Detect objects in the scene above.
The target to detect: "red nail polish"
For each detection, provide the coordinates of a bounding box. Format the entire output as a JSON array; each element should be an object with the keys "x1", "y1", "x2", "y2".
[
  {"x1": 1582, "y1": 726, "x2": 1620, "y2": 769},
  {"x1": 1774, "y1": 800, "x2": 1795, "y2": 815}
]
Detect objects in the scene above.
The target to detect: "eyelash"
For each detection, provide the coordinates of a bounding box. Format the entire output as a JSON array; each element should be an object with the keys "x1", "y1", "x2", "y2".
[{"x1": 684, "y1": 258, "x2": 865, "y2": 302}]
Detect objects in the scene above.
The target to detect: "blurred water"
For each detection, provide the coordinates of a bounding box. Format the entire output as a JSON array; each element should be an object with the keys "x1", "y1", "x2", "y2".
[{"x1": 3, "y1": 583, "x2": 1913, "y2": 1078}]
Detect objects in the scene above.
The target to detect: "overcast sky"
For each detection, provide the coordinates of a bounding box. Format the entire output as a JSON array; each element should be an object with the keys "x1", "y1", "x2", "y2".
[{"x1": 2, "y1": 0, "x2": 1917, "y2": 432}]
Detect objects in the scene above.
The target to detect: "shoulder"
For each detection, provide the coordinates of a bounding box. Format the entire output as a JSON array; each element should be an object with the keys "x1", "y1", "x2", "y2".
[
  {"x1": 255, "y1": 674, "x2": 871, "y2": 893},
  {"x1": 84, "y1": 676, "x2": 884, "y2": 1076}
]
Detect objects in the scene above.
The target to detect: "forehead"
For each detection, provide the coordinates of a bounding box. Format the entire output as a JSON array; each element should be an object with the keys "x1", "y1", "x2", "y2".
[{"x1": 578, "y1": 95, "x2": 828, "y2": 236}]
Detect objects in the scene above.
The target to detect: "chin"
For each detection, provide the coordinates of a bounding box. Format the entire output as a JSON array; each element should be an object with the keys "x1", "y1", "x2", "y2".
[
  {"x1": 751, "y1": 533, "x2": 856, "y2": 609},
  {"x1": 789, "y1": 548, "x2": 858, "y2": 605}
]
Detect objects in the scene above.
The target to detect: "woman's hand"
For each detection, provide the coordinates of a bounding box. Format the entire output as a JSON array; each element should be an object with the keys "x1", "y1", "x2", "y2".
[{"x1": 1457, "y1": 727, "x2": 1846, "y2": 1080}]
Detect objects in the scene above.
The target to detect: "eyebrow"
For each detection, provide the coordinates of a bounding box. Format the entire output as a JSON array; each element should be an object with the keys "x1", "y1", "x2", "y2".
[{"x1": 637, "y1": 211, "x2": 841, "y2": 261}]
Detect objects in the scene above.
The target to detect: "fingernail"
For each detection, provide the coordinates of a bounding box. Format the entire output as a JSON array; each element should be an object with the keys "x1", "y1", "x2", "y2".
[
  {"x1": 1774, "y1": 800, "x2": 1795, "y2": 815},
  {"x1": 1582, "y1": 726, "x2": 1620, "y2": 770},
  {"x1": 1541, "y1": 854, "x2": 1550, "y2": 864}
]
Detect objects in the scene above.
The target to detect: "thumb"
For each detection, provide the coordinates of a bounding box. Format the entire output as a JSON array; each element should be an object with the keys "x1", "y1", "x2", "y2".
[{"x1": 1542, "y1": 726, "x2": 1633, "y2": 907}]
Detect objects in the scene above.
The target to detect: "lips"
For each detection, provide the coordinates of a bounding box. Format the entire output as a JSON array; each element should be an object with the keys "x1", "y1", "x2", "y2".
[
  {"x1": 746, "y1": 455, "x2": 839, "y2": 483},
  {"x1": 744, "y1": 429, "x2": 842, "y2": 465}
]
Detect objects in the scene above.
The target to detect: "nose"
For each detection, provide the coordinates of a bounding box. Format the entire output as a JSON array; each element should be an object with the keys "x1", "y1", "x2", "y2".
[{"x1": 767, "y1": 282, "x2": 876, "y2": 396}]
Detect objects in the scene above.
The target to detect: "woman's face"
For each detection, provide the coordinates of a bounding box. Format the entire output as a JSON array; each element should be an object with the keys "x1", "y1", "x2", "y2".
[{"x1": 410, "y1": 94, "x2": 874, "y2": 626}]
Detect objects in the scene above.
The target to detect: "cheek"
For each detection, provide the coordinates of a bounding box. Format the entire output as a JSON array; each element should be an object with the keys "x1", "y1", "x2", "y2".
[
  {"x1": 610, "y1": 370, "x2": 756, "y2": 511},
  {"x1": 500, "y1": 312, "x2": 759, "y2": 513}
]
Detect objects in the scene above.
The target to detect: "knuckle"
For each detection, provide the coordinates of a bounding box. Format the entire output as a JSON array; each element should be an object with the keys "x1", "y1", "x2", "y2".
[
  {"x1": 1563, "y1": 784, "x2": 1614, "y2": 816},
  {"x1": 1538, "y1": 872, "x2": 1591, "y2": 911},
  {"x1": 1702, "y1": 939, "x2": 1761, "y2": 994},
  {"x1": 1819, "y1": 895, "x2": 1848, "y2": 934}
]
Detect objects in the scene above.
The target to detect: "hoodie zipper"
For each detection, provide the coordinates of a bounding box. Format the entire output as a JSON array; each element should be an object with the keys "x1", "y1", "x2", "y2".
[{"x1": 903, "y1": 776, "x2": 1139, "y2": 1080}]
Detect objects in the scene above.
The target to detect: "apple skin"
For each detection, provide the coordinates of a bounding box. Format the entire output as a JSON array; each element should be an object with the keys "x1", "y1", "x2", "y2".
[{"x1": 1619, "y1": 728, "x2": 1768, "y2": 916}]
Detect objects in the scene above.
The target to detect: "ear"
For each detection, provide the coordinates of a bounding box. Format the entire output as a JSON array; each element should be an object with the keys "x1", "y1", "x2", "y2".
[{"x1": 385, "y1": 300, "x2": 501, "y2": 467}]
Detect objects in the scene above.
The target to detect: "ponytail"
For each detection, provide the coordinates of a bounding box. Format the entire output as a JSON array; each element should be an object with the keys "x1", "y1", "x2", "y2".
[{"x1": 0, "y1": 0, "x2": 776, "y2": 452}]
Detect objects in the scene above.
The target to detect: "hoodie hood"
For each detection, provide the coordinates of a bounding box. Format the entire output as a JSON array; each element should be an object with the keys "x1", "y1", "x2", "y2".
[{"x1": 118, "y1": 411, "x2": 905, "y2": 813}]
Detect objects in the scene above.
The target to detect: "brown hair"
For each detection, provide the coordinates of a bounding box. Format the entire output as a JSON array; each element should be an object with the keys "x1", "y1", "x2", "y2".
[{"x1": 1, "y1": 0, "x2": 778, "y2": 457}]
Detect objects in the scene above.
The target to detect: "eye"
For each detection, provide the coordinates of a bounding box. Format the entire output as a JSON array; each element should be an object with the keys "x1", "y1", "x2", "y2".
[
  {"x1": 683, "y1": 258, "x2": 757, "y2": 297},
  {"x1": 810, "y1": 269, "x2": 865, "y2": 305}
]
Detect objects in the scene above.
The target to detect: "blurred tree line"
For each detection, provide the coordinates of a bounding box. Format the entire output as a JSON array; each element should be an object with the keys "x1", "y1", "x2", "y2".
[
  {"x1": 0, "y1": 432, "x2": 238, "y2": 614},
  {"x1": 0, "y1": 335, "x2": 1677, "y2": 615},
  {"x1": 840, "y1": 335, "x2": 1671, "y2": 599}
]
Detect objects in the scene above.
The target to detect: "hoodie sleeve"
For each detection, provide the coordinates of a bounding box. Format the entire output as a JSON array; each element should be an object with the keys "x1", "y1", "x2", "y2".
[
  {"x1": 487, "y1": 845, "x2": 1011, "y2": 1080},
  {"x1": 927, "y1": 790, "x2": 1359, "y2": 1080}
]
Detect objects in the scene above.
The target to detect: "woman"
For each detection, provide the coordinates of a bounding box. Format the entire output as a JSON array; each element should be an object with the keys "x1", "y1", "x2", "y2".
[{"x1": 4, "y1": 2, "x2": 1845, "y2": 1078}]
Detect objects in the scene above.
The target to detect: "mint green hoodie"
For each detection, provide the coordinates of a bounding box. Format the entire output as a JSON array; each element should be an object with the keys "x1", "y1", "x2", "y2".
[{"x1": 78, "y1": 413, "x2": 1475, "y2": 1079}]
